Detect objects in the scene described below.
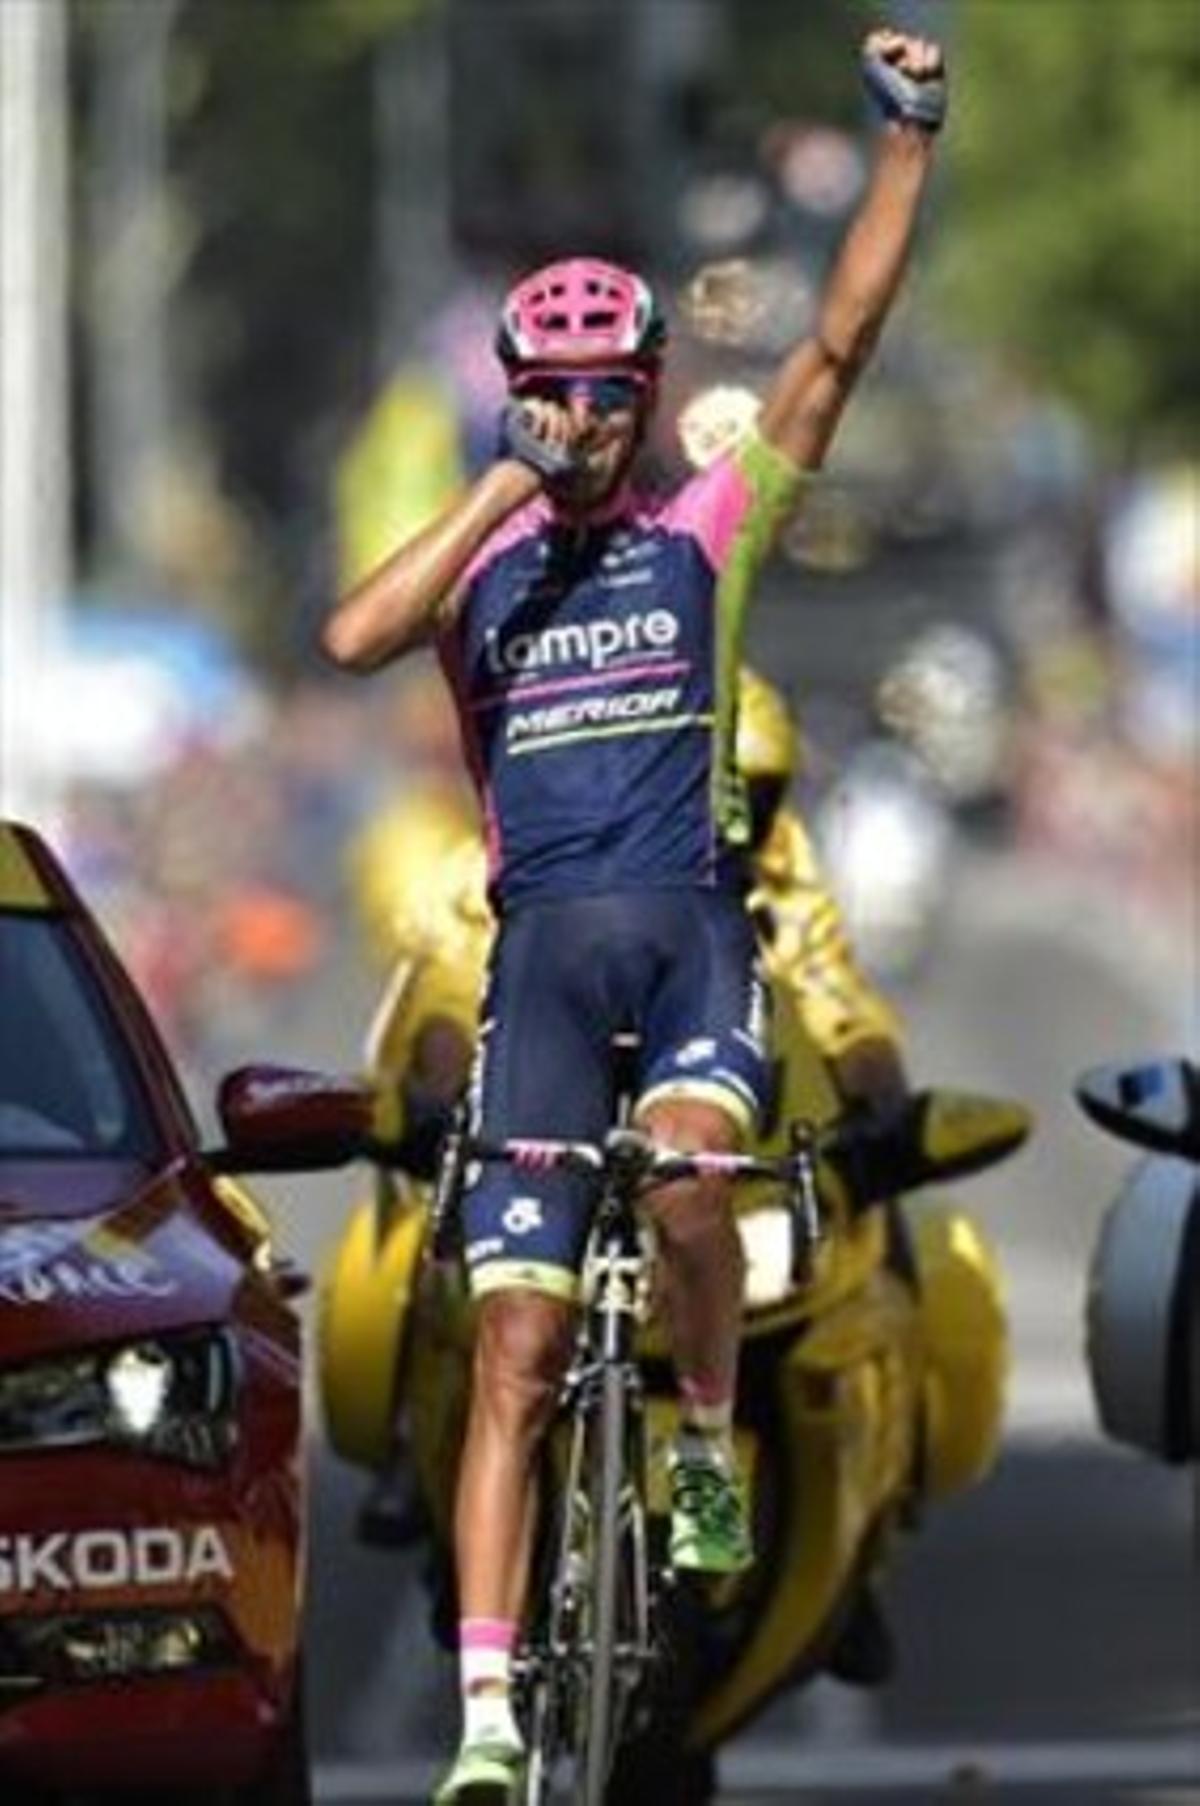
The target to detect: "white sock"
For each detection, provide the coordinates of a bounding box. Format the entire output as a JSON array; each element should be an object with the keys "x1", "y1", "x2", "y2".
[
  {"x1": 463, "y1": 1689, "x2": 522, "y2": 1751},
  {"x1": 678, "y1": 1382, "x2": 736, "y2": 1468},
  {"x1": 676, "y1": 1425, "x2": 736, "y2": 1471},
  {"x1": 460, "y1": 1619, "x2": 522, "y2": 1751}
]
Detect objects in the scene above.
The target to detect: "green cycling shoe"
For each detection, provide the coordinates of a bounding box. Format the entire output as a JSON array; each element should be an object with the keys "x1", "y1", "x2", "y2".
[
  {"x1": 668, "y1": 1447, "x2": 753, "y2": 1575},
  {"x1": 432, "y1": 1733, "x2": 524, "y2": 1805}
]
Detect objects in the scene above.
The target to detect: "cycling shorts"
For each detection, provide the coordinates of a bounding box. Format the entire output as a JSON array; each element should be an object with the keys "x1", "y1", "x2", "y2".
[{"x1": 461, "y1": 888, "x2": 770, "y2": 1302}]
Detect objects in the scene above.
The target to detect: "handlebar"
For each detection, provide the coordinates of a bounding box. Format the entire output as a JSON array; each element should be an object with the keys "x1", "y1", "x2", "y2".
[
  {"x1": 451, "y1": 1124, "x2": 818, "y2": 1189},
  {"x1": 430, "y1": 1120, "x2": 824, "y2": 1278},
  {"x1": 424, "y1": 1087, "x2": 1032, "y2": 1267}
]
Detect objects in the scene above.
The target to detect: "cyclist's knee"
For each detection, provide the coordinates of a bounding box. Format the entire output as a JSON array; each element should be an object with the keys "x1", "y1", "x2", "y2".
[
  {"x1": 638, "y1": 1097, "x2": 740, "y2": 1252},
  {"x1": 651, "y1": 1181, "x2": 741, "y2": 1270},
  {"x1": 638, "y1": 1095, "x2": 740, "y2": 1154},
  {"x1": 473, "y1": 1289, "x2": 573, "y2": 1428}
]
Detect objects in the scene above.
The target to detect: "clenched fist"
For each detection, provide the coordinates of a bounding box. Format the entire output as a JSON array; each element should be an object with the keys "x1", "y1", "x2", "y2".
[{"x1": 861, "y1": 29, "x2": 947, "y2": 133}]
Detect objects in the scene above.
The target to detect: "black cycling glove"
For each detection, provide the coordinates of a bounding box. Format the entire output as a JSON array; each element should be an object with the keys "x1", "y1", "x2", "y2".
[
  {"x1": 497, "y1": 399, "x2": 580, "y2": 485},
  {"x1": 861, "y1": 49, "x2": 947, "y2": 133}
]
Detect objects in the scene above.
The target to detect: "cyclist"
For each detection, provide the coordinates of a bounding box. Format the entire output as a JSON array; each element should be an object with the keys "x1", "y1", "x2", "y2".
[
  {"x1": 322, "y1": 28, "x2": 945, "y2": 1801},
  {"x1": 346, "y1": 665, "x2": 910, "y2": 1548}
]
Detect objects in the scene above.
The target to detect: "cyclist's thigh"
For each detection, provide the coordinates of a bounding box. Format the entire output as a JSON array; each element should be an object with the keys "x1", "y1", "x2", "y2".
[
  {"x1": 636, "y1": 890, "x2": 771, "y2": 1142},
  {"x1": 463, "y1": 899, "x2": 617, "y2": 1303}
]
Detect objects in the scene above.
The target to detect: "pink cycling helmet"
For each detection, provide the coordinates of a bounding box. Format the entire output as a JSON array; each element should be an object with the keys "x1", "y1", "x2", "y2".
[{"x1": 496, "y1": 257, "x2": 667, "y2": 385}]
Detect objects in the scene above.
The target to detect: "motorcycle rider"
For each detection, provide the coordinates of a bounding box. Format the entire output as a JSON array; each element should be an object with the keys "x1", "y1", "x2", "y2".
[
  {"x1": 322, "y1": 28, "x2": 946, "y2": 1801},
  {"x1": 739, "y1": 667, "x2": 909, "y2": 1120}
]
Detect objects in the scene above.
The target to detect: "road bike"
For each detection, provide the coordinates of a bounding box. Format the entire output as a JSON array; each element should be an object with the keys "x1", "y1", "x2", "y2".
[
  {"x1": 431, "y1": 1037, "x2": 826, "y2": 1806},
  {"x1": 315, "y1": 1029, "x2": 1028, "y2": 1804}
]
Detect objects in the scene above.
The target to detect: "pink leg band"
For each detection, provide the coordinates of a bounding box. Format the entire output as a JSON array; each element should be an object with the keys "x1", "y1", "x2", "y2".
[{"x1": 461, "y1": 1617, "x2": 517, "y2": 1653}]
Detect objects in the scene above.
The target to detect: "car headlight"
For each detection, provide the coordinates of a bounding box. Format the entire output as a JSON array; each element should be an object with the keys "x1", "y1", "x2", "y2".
[
  {"x1": 106, "y1": 1345, "x2": 173, "y2": 1436},
  {"x1": 1, "y1": 1605, "x2": 233, "y2": 1686},
  {"x1": 0, "y1": 1330, "x2": 239, "y2": 1469}
]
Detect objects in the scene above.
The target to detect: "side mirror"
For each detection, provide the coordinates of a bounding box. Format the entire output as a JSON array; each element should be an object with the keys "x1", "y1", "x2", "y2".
[
  {"x1": 827, "y1": 1088, "x2": 1033, "y2": 1210},
  {"x1": 1075, "y1": 1058, "x2": 1200, "y2": 1161},
  {"x1": 208, "y1": 1065, "x2": 376, "y2": 1174}
]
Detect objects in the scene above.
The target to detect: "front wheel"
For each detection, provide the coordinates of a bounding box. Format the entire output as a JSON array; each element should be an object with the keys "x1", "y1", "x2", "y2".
[
  {"x1": 519, "y1": 1419, "x2": 591, "y2": 1805},
  {"x1": 581, "y1": 1362, "x2": 630, "y2": 1806}
]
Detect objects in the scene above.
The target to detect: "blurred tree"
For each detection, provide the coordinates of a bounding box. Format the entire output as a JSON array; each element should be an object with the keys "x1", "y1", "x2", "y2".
[
  {"x1": 450, "y1": 0, "x2": 720, "y2": 264},
  {"x1": 724, "y1": 0, "x2": 872, "y2": 132},
  {"x1": 171, "y1": 0, "x2": 431, "y2": 520},
  {"x1": 937, "y1": 1, "x2": 1200, "y2": 453},
  {"x1": 73, "y1": 0, "x2": 441, "y2": 660}
]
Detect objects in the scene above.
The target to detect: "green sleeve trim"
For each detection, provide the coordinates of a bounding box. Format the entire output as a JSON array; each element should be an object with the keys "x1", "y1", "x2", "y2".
[
  {"x1": 737, "y1": 430, "x2": 808, "y2": 521},
  {"x1": 711, "y1": 433, "x2": 810, "y2": 846}
]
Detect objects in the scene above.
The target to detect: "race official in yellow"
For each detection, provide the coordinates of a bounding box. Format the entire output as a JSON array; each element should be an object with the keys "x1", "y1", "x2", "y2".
[{"x1": 738, "y1": 667, "x2": 908, "y2": 1118}]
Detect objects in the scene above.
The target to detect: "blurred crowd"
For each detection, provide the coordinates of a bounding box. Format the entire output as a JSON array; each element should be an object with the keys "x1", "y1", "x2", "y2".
[
  {"x1": 60, "y1": 679, "x2": 361, "y2": 1067},
  {"x1": 1004, "y1": 466, "x2": 1198, "y2": 937},
  {"x1": 57, "y1": 438, "x2": 1197, "y2": 1079},
  {"x1": 52, "y1": 232, "x2": 1198, "y2": 1070}
]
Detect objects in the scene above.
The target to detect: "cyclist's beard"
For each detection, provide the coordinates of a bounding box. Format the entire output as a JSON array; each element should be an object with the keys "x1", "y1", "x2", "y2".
[{"x1": 552, "y1": 422, "x2": 642, "y2": 513}]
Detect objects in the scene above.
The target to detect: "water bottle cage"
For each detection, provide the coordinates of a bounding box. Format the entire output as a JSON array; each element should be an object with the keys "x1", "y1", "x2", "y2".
[{"x1": 586, "y1": 1249, "x2": 646, "y2": 1319}]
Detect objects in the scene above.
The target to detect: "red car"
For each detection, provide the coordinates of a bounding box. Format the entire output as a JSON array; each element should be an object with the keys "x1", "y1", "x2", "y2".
[{"x1": 0, "y1": 821, "x2": 339, "y2": 1804}]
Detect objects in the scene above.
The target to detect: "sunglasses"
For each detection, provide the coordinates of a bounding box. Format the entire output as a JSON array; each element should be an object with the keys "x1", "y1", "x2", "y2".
[{"x1": 514, "y1": 373, "x2": 645, "y2": 416}]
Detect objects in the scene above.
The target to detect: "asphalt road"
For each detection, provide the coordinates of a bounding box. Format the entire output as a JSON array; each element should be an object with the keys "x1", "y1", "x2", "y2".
[{"x1": 223, "y1": 840, "x2": 1199, "y2": 1805}]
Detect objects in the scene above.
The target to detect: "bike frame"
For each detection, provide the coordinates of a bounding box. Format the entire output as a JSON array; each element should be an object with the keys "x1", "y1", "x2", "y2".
[
  {"x1": 521, "y1": 1181, "x2": 657, "y2": 1805},
  {"x1": 435, "y1": 1119, "x2": 822, "y2": 1806}
]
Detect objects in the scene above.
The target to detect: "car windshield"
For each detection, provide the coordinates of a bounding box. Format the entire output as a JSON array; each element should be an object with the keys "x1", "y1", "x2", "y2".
[{"x1": 0, "y1": 911, "x2": 163, "y2": 1160}]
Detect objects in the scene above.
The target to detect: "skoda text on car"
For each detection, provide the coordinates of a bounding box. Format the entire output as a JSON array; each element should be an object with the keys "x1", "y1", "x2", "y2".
[{"x1": 0, "y1": 820, "x2": 310, "y2": 1804}]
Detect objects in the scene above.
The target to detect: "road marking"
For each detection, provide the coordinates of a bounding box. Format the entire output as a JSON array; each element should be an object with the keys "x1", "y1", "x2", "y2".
[
  {"x1": 314, "y1": 1735, "x2": 1200, "y2": 1800},
  {"x1": 315, "y1": 1762, "x2": 441, "y2": 1800},
  {"x1": 721, "y1": 1734, "x2": 1200, "y2": 1791}
]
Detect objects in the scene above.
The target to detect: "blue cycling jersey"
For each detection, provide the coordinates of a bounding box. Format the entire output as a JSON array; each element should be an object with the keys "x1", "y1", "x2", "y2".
[{"x1": 438, "y1": 431, "x2": 804, "y2": 911}]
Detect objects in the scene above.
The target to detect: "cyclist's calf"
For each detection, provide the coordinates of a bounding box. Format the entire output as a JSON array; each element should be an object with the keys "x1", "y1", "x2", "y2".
[
  {"x1": 638, "y1": 1097, "x2": 746, "y2": 1401},
  {"x1": 472, "y1": 1289, "x2": 576, "y2": 1444}
]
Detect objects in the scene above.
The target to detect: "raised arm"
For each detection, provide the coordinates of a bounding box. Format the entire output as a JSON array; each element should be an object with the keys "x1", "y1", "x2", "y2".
[
  {"x1": 758, "y1": 28, "x2": 944, "y2": 472},
  {"x1": 321, "y1": 458, "x2": 540, "y2": 673}
]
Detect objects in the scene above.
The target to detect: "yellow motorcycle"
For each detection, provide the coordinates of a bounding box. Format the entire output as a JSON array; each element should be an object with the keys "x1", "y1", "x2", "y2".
[{"x1": 317, "y1": 951, "x2": 1028, "y2": 1802}]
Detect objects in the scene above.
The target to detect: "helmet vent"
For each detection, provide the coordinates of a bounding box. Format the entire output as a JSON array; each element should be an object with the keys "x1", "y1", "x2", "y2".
[{"x1": 497, "y1": 258, "x2": 666, "y2": 374}]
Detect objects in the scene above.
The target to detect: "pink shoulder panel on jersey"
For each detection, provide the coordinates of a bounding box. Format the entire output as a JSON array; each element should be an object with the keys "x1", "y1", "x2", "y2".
[
  {"x1": 657, "y1": 451, "x2": 753, "y2": 573},
  {"x1": 459, "y1": 494, "x2": 553, "y2": 592}
]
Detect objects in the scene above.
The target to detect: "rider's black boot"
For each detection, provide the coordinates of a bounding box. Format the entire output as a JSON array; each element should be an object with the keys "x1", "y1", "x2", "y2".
[
  {"x1": 823, "y1": 1584, "x2": 897, "y2": 1687},
  {"x1": 356, "y1": 1446, "x2": 428, "y2": 1549}
]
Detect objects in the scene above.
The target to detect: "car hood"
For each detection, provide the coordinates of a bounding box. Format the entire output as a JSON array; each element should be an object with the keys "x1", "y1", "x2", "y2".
[
  {"x1": 0, "y1": 1159, "x2": 250, "y2": 1363},
  {"x1": 0, "y1": 1157, "x2": 157, "y2": 1219}
]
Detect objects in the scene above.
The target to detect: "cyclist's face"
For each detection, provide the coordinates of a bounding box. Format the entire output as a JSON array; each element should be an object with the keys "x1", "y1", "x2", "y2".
[{"x1": 518, "y1": 373, "x2": 648, "y2": 506}]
